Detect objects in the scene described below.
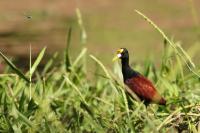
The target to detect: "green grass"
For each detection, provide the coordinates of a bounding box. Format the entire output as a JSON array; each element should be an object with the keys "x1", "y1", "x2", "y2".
[{"x1": 0, "y1": 10, "x2": 200, "y2": 133}]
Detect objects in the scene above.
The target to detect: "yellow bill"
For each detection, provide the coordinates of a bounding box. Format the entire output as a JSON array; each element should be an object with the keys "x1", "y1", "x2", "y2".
[
  {"x1": 112, "y1": 55, "x2": 119, "y2": 62},
  {"x1": 112, "y1": 48, "x2": 124, "y2": 62}
]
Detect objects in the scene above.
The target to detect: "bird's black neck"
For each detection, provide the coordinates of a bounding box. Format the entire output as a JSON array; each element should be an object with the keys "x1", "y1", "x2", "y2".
[
  {"x1": 121, "y1": 57, "x2": 129, "y2": 67},
  {"x1": 121, "y1": 58, "x2": 139, "y2": 81}
]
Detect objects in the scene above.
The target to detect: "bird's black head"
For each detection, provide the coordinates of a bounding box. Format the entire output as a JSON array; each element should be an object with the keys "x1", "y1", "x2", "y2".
[
  {"x1": 113, "y1": 48, "x2": 138, "y2": 81},
  {"x1": 113, "y1": 48, "x2": 129, "y2": 61}
]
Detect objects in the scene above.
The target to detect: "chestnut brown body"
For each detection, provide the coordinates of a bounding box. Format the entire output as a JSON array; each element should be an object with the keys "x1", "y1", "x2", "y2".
[{"x1": 125, "y1": 75, "x2": 166, "y2": 105}]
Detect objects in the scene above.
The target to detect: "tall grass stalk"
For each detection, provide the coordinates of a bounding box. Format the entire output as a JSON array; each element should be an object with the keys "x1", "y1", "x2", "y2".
[
  {"x1": 135, "y1": 10, "x2": 200, "y2": 78},
  {"x1": 29, "y1": 44, "x2": 32, "y2": 100}
]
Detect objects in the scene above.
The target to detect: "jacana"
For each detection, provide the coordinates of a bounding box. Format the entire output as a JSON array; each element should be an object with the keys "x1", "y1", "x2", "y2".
[{"x1": 113, "y1": 48, "x2": 166, "y2": 105}]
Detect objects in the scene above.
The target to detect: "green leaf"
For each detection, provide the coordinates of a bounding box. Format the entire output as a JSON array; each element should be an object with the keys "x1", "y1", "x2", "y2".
[
  {"x1": 42, "y1": 52, "x2": 58, "y2": 75},
  {"x1": 0, "y1": 51, "x2": 30, "y2": 83},
  {"x1": 28, "y1": 98, "x2": 38, "y2": 111},
  {"x1": 65, "y1": 27, "x2": 72, "y2": 72},
  {"x1": 30, "y1": 47, "x2": 46, "y2": 76},
  {"x1": 17, "y1": 110, "x2": 33, "y2": 127},
  {"x1": 4, "y1": 96, "x2": 14, "y2": 132},
  {"x1": 19, "y1": 91, "x2": 26, "y2": 112}
]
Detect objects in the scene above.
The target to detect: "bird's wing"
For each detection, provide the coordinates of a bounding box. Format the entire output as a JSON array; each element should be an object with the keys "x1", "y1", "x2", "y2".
[{"x1": 125, "y1": 75, "x2": 163, "y2": 103}]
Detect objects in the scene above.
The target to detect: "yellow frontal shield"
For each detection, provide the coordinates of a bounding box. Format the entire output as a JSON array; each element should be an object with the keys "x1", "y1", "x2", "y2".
[{"x1": 112, "y1": 48, "x2": 124, "y2": 62}]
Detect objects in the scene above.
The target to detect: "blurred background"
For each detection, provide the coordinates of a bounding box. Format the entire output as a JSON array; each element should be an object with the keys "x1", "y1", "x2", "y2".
[{"x1": 0, "y1": 0, "x2": 200, "y2": 69}]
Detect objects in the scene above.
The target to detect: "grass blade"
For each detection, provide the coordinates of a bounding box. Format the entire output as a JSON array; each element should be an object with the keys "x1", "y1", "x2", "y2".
[
  {"x1": 89, "y1": 55, "x2": 116, "y2": 91},
  {"x1": 65, "y1": 27, "x2": 72, "y2": 72},
  {"x1": 30, "y1": 47, "x2": 46, "y2": 76},
  {"x1": 17, "y1": 110, "x2": 33, "y2": 127},
  {"x1": 72, "y1": 48, "x2": 87, "y2": 68},
  {"x1": 135, "y1": 10, "x2": 200, "y2": 78},
  {"x1": 76, "y1": 8, "x2": 87, "y2": 44},
  {"x1": 0, "y1": 51, "x2": 30, "y2": 83},
  {"x1": 64, "y1": 75, "x2": 86, "y2": 103}
]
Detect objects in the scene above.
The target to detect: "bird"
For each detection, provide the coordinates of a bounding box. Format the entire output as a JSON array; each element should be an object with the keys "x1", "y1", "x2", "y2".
[{"x1": 113, "y1": 48, "x2": 166, "y2": 105}]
